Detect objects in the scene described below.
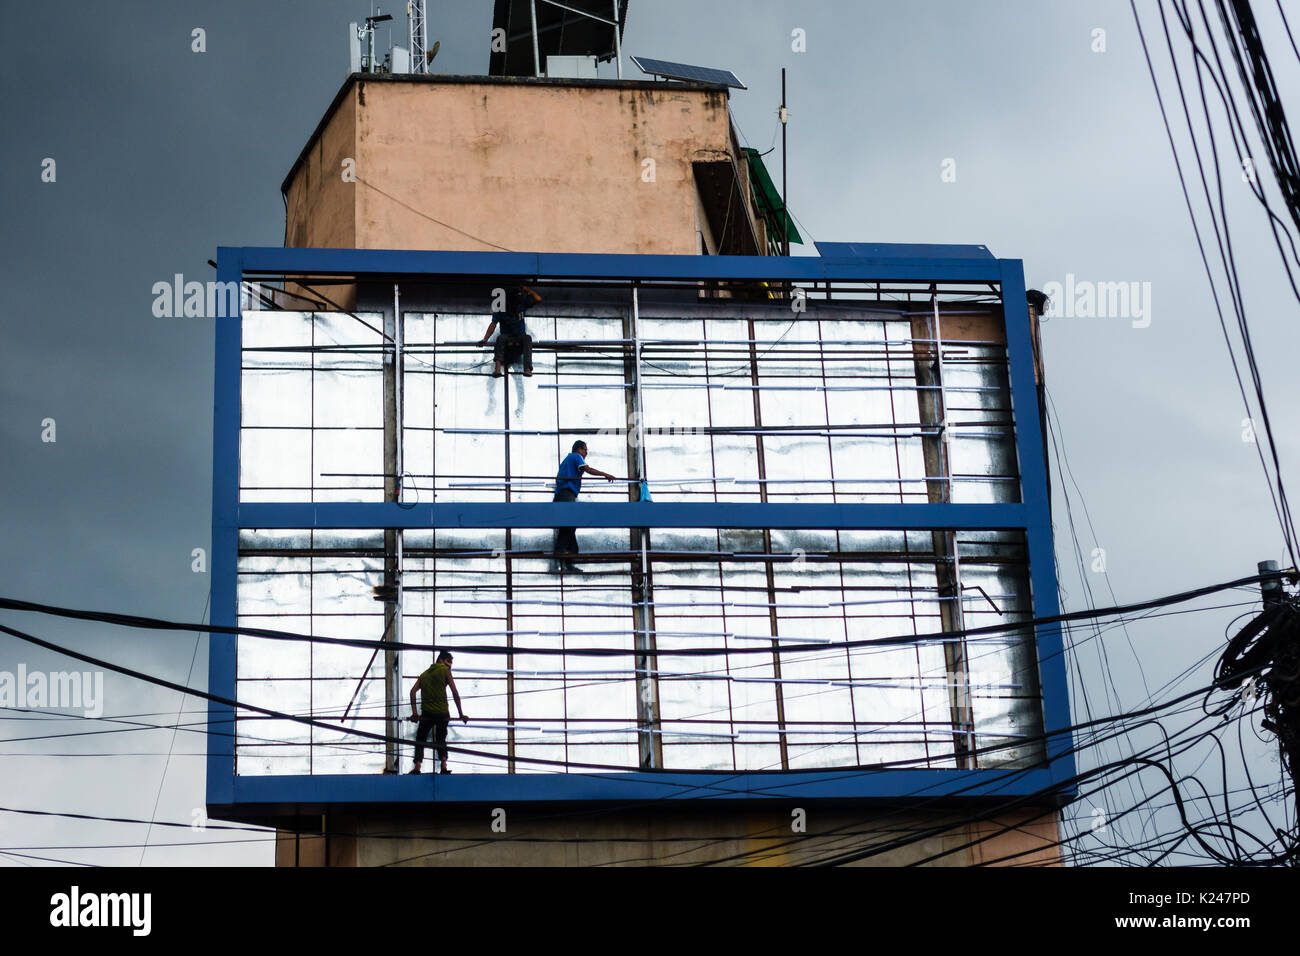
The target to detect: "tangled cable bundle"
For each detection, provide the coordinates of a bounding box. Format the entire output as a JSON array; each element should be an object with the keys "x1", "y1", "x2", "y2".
[{"x1": 1216, "y1": 598, "x2": 1300, "y2": 811}]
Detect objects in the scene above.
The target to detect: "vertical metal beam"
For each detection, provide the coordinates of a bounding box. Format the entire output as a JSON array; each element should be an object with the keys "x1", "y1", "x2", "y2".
[
  {"x1": 631, "y1": 286, "x2": 648, "y2": 482},
  {"x1": 381, "y1": 283, "x2": 404, "y2": 773},
  {"x1": 621, "y1": 309, "x2": 641, "y2": 492},
  {"x1": 395, "y1": 282, "x2": 404, "y2": 492},
  {"x1": 815, "y1": 308, "x2": 862, "y2": 763},
  {"x1": 912, "y1": 293, "x2": 975, "y2": 768},
  {"x1": 746, "y1": 315, "x2": 789, "y2": 770},
  {"x1": 392, "y1": 284, "x2": 404, "y2": 773},
  {"x1": 390, "y1": 532, "x2": 403, "y2": 772},
  {"x1": 933, "y1": 295, "x2": 974, "y2": 767},
  {"x1": 611, "y1": 0, "x2": 622, "y2": 78},
  {"x1": 208, "y1": 247, "x2": 242, "y2": 803},
  {"x1": 628, "y1": 286, "x2": 661, "y2": 769},
  {"x1": 1000, "y1": 259, "x2": 1073, "y2": 783},
  {"x1": 530, "y1": 0, "x2": 542, "y2": 77},
  {"x1": 633, "y1": 533, "x2": 659, "y2": 769},
  {"x1": 504, "y1": 353, "x2": 517, "y2": 772}
]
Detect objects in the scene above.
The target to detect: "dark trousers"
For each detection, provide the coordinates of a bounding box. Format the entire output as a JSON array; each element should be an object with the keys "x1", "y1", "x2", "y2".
[
  {"x1": 414, "y1": 712, "x2": 450, "y2": 765},
  {"x1": 493, "y1": 334, "x2": 533, "y2": 372},
  {"x1": 552, "y1": 487, "x2": 578, "y2": 557}
]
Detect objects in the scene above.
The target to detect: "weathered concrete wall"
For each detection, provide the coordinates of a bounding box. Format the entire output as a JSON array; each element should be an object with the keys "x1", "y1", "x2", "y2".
[
  {"x1": 284, "y1": 83, "x2": 357, "y2": 250},
  {"x1": 283, "y1": 76, "x2": 743, "y2": 255},
  {"x1": 966, "y1": 811, "x2": 1062, "y2": 867},
  {"x1": 274, "y1": 806, "x2": 1061, "y2": 868}
]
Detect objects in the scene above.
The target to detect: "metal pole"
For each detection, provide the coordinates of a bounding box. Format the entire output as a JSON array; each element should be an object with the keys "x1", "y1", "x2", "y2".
[
  {"x1": 380, "y1": 282, "x2": 405, "y2": 773},
  {"x1": 393, "y1": 283, "x2": 405, "y2": 773},
  {"x1": 504, "y1": 334, "x2": 517, "y2": 772},
  {"x1": 395, "y1": 283, "x2": 404, "y2": 490},
  {"x1": 746, "y1": 314, "x2": 789, "y2": 769},
  {"x1": 780, "y1": 67, "x2": 789, "y2": 258},
  {"x1": 530, "y1": 0, "x2": 542, "y2": 77},
  {"x1": 932, "y1": 295, "x2": 956, "y2": 501},
  {"x1": 933, "y1": 293, "x2": 974, "y2": 767},
  {"x1": 612, "y1": 0, "x2": 622, "y2": 79},
  {"x1": 630, "y1": 285, "x2": 660, "y2": 769},
  {"x1": 909, "y1": 289, "x2": 974, "y2": 769},
  {"x1": 634, "y1": 532, "x2": 660, "y2": 769},
  {"x1": 632, "y1": 285, "x2": 647, "y2": 481}
]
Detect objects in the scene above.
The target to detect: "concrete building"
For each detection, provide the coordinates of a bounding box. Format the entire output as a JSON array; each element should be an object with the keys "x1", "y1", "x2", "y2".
[
  {"x1": 209, "y1": 18, "x2": 1068, "y2": 867},
  {"x1": 282, "y1": 74, "x2": 771, "y2": 260}
]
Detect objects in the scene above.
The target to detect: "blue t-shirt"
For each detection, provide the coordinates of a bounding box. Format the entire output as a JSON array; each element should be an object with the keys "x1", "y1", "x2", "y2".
[
  {"x1": 493, "y1": 298, "x2": 531, "y2": 338},
  {"x1": 556, "y1": 452, "x2": 585, "y2": 496}
]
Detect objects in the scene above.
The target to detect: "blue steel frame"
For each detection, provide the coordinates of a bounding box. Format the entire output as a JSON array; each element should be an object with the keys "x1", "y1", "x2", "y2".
[{"x1": 208, "y1": 244, "x2": 1075, "y2": 814}]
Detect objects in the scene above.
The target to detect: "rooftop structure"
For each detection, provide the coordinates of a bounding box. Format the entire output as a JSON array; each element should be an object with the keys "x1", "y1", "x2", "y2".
[{"x1": 206, "y1": 8, "x2": 1067, "y2": 865}]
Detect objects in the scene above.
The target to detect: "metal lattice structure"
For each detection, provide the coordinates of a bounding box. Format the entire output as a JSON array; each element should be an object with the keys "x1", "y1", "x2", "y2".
[
  {"x1": 208, "y1": 244, "x2": 1073, "y2": 817},
  {"x1": 407, "y1": 0, "x2": 428, "y2": 74},
  {"x1": 490, "y1": 0, "x2": 627, "y2": 78}
]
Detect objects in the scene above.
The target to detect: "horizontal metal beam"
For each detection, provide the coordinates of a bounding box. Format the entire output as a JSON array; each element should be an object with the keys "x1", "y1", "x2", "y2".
[
  {"x1": 215, "y1": 765, "x2": 1062, "y2": 813},
  {"x1": 234, "y1": 501, "x2": 1030, "y2": 531},
  {"x1": 231, "y1": 245, "x2": 1006, "y2": 284}
]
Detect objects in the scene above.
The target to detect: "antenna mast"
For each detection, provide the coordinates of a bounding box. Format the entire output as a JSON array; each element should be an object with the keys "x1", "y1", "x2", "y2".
[{"x1": 408, "y1": 0, "x2": 429, "y2": 74}]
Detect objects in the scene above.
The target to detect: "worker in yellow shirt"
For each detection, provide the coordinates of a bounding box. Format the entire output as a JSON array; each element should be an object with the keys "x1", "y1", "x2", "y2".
[{"x1": 407, "y1": 650, "x2": 468, "y2": 774}]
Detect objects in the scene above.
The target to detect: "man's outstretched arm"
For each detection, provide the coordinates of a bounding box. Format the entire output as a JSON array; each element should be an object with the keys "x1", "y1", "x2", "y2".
[
  {"x1": 581, "y1": 463, "x2": 617, "y2": 481},
  {"x1": 477, "y1": 318, "x2": 499, "y2": 347},
  {"x1": 448, "y1": 676, "x2": 468, "y2": 723},
  {"x1": 408, "y1": 680, "x2": 421, "y2": 723}
]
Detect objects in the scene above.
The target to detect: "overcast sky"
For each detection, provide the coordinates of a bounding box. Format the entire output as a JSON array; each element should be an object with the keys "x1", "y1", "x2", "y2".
[{"x1": 2, "y1": 0, "x2": 1297, "y2": 866}]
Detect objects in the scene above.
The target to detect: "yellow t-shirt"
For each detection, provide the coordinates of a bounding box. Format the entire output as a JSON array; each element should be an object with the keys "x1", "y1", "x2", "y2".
[{"x1": 418, "y1": 662, "x2": 450, "y2": 715}]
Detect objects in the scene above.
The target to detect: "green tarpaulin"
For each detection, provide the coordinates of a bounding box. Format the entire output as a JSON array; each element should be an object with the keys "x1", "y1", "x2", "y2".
[{"x1": 741, "y1": 146, "x2": 802, "y2": 246}]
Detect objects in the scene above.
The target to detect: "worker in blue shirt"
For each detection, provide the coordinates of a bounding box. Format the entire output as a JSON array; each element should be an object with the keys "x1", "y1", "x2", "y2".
[
  {"x1": 478, "y1": 285, "x2": 541, "y2": 377},
  {"x1": 553, "y1": 440, "x2": 616, "y2": 571}
]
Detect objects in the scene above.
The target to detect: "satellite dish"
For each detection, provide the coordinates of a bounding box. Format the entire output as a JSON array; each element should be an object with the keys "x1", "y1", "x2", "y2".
[{"x1": 427, "y1": 40, "x2": 440, "y2": 64}]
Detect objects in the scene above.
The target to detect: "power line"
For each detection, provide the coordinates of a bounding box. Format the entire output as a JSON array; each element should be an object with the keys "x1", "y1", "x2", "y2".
[
  {"x1": 1, "y1": 569, "x2": 1286, "y2": 660},
  {"x1": 0, "y1": 600, "x2": 1271, "y2": 781},
  {"x1": 138, "y1": 589, "x2": 208, "y2": 865},
  {"x1": 1130, "y1": 0, "x2": 1300, "y2": 570},
  {"x1": 0, "y1": 624, "x2": 1278, "y2": 866}
]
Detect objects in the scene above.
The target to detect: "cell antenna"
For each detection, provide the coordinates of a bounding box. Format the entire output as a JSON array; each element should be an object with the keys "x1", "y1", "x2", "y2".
[{"x1": 408, "y1": 0, "x2": 429, "y2": 73}]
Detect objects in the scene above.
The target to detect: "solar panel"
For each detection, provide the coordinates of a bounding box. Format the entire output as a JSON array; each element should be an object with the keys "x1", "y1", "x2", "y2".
[{"x1": 630, "y1": 55, "x2": 746, "y2": 89}]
